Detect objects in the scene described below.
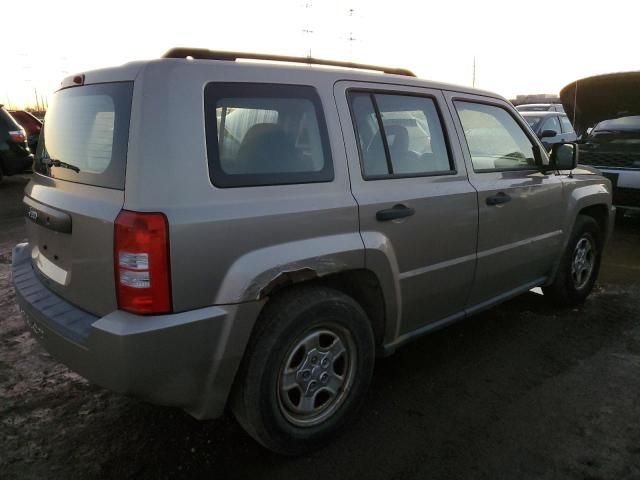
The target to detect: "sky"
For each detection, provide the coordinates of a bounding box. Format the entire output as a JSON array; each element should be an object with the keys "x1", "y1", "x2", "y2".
[{"x1": 3, "y1": 0, "x2": 637, "y2": 109}]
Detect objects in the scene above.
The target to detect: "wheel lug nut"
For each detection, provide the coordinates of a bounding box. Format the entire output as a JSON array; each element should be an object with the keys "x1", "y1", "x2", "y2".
[
  {"x1": 321, "y1": 358, "x2": 329, "y2": 368},
  {"x1": 309, "y1": 381, "x2": 317, "y2": 391},
  {"x1": 311, "y1": 356, "x2": 318, "y2": 364},
  {"x1": 302, "y1": 371, "x2": 311, "y2": 380},
  {"x1": 320, "y1": 373, "x2": 329, "y2": 384}
]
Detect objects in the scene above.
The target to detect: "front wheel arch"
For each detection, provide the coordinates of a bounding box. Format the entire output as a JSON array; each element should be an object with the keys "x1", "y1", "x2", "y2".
[{"x1": 543, "y1": 214, "x2": 603, "y2": 306}]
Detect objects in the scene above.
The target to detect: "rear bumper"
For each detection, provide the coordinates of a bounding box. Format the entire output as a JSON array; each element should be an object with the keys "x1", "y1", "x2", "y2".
[
  {"x1": 11, "y1": 242, "x2": 264, "y2": 419},
  {"x1": 1, "y1": 153, "x2": 32, "y2": 175}
]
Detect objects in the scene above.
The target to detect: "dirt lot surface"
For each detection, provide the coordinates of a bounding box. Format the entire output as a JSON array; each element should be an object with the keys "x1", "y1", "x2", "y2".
[{"x1": 1, "y1": 174, "x2": 639, "y2": 479}]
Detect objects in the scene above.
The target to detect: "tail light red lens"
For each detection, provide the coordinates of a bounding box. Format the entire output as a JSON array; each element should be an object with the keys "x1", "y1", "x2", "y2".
[
  {"x1": 8, "y1": 130, "x2": 26, "y2": 144},
  {"x1": 114, "y1": 210, "x2": 172, "y2": 315}
]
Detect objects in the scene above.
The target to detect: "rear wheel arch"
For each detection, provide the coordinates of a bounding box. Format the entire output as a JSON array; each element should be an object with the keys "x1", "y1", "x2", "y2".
[{"x1": 258, "y1": 268, "x2": 387, "y2": 352}]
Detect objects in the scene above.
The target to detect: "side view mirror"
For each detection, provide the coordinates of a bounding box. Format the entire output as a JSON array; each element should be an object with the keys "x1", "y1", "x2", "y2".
[
  {"x1": 539, "y1": 129, "x2": 558, "y2": 139},
  {"x1": 549, "y1": 143, "x2": 578, "y2": 170}
]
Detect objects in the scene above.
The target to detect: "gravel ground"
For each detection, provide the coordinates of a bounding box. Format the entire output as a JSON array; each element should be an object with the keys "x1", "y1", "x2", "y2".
[{"x1": 1, "y1": 174, "x2": 639, "y2": 479}]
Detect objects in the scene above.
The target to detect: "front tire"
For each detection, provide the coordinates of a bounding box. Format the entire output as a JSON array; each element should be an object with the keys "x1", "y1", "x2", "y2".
[
  {"x1": 543, "y1": 215, "x2": 603, "y2": 306},
  {"x1": 231, "y1": 286, "x2": 375, "y2": 455}
]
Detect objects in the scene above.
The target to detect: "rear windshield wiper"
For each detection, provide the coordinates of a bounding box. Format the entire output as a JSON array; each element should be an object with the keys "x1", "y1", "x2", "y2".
[{"x1": 41, "y1": 157, "x2": 81, "y2": 173}]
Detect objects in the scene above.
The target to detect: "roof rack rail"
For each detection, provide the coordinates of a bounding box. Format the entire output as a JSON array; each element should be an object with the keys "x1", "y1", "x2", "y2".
[{"x1": 162, "y1": 48, "x2": 416, "y2": 77}]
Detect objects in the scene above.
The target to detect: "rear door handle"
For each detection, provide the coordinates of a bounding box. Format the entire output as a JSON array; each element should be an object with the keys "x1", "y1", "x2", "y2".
[
  {"x1": 376, "y1": 204, "x2": 415, "y2": 221},
  {"x1": 486, "y1": 192, "x2": 511, "y2": 206}
]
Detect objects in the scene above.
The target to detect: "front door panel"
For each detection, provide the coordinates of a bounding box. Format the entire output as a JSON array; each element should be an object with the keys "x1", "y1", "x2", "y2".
[{"x1": 445, "y1": 93, "x2": 565, "y2": 307}]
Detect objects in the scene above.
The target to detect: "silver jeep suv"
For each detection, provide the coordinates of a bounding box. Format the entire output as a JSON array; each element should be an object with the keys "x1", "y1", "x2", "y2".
[{"x1": 12, "y1": 48, "x2": 614, "y2": 454}]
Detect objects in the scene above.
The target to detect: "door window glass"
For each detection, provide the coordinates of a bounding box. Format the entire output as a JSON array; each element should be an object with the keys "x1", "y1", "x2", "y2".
[
  {"x1": 350, "y1": 92, "x2": 452, "y2": 177},
  {"x1": 541, "y1": 116, "x2": 560, "y2": 135},
  {"x1": 454, "y1": 101, "x2": 536, "y2": 171},
  {"x1": 560, "y1": 116, "x2": 575, "y2": 134}
]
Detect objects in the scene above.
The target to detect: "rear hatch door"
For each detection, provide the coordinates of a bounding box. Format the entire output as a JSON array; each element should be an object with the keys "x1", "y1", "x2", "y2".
[{"x1": 26, "y1": 81, "x2": 133, "y2": 316}]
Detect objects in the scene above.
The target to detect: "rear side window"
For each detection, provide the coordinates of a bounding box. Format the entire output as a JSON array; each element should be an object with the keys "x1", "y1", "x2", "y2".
[
  {"x1": 454, "y1": 101, "x2": 536, "y2": 171},
  {"x1": 35, "y1": 82, "x2": 132, "y2": 189},
  {"x1": 204, "y1": 83, "x2": 333, "y2": 187},
  {"x1": 349, "y1": 92, "x2": 452, "y2": 178},
  {"x1": 560, "y1": 116, "x2": 574, "y2": 134}
]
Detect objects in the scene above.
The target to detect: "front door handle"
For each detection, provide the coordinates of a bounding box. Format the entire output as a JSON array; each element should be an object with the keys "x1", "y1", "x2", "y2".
[
  {"x1": 376, "y1": 204, "x2": 415, "y2": 221},
  {"x1": 486, "y1": 192, "x2": 512, "y2": 206}
]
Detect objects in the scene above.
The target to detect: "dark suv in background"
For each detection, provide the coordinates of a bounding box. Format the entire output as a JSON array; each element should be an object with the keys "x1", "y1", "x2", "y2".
[
  {"x1": 0, "y1": 105, "x2": 33, "y2": 181},
  {"x1": 561, "y1": 71, "x2": 640, "y2": 212}
]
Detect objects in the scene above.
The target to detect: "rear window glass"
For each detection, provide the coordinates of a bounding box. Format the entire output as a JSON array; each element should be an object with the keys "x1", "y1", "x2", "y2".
[
  {"x1": 523, "y1": 115, "x2": 542, "y2": 130},
  {"x1": 35, "y1": 82, "x2": 132, "y2": 189},
  {"x1": 0, "y1": 107, "x2": 20, "y2": 130},
  {"x1": 205, "y1": 83, "x2": 333, "y2": 187},
  {"x1": 10, "y1": 111, "x2": 40, "y2": 133}
]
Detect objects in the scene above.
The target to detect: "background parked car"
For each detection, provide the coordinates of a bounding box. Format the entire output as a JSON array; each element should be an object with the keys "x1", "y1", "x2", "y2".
[
  {"x1": 561, "y1": 71, "x2": 640, "y2": 212},
  {"x1": 520, "y1": 111, "x2": 577, "y2": 150},
  {"x1": 0, "y1": 105, "x2": 33, "y2": 182},
  {"x1": 9, "y1": 110, "x2": 42, "y2": 153},
  {"x1": 516, "y1": 103, "x2": 565, "y2": 113}
]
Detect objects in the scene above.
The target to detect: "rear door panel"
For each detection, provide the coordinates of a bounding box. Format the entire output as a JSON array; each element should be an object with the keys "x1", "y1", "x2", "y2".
[{"x1": 335, "y1": 81, "x2": 478, "y2": 336}]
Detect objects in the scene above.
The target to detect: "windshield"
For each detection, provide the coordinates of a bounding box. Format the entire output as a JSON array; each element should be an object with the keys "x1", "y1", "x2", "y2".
[{"x1": 35, "y1": 82, "x2": 133, "y2": 189}]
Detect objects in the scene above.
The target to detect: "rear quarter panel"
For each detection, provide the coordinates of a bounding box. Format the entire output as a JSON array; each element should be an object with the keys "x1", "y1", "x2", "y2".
[{"x1": 124, "y1": 61, "x2": 363, "y2": 311}]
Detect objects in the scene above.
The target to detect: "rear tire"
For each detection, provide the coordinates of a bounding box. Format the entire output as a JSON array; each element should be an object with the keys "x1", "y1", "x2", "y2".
[
  {"x1": 231, "y1": 286, "x2": 375, "y2": 455},
  {"x1": 543, "y1": 215, "x2": 603, "y2": 306}
]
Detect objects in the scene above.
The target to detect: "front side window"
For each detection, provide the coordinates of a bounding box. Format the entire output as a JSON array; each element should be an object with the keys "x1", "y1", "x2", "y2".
[
  {"x1": 349, "y1": 92, "x2": 452, "y2": 178},
  {"x1": 205, "y1": 83, "x2": 332, "y2": 187},
  {"x1": 454, "y1": 101, "x2": 536, "y2": 171},
  {"x1": 541, "y1": 116, "x2": 560, "y2": 134}
]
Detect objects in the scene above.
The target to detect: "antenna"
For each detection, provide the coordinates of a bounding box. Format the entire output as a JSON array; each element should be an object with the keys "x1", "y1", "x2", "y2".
[
  {"x1": 573, "y1": 80, "x2": 578, "y2": 130},
  {"x1": 472, "y1": 56, "x2": 476, "y2": 88}
]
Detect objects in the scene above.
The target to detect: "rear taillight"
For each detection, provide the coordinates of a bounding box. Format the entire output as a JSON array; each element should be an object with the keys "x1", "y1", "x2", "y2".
[
  {"x1": 114, "y1": 210, "x2": 172, "y2": 315},
  {"x1": 8, "y1": 130, "x2": 26, "y2": 144}
]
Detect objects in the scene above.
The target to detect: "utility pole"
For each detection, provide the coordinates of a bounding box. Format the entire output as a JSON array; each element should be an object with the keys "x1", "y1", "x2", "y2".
[
  {"x1": 302, "y1": 1, "x2": 314, "y2": 59},
  {"x1": 348, "y1": 7, "x2": 356, "y2": 62}
]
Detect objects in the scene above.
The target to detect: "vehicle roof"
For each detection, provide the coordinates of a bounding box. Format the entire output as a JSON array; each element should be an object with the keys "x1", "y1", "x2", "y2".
[
  {"x1": 517, "y1": 103, "x2": 561, "y2": 107},
  {"x1": 520, "y1": 111, "x2": 566, "y2": 117},
  {"x1": 59, "y1": 57, "x2": 504, "y2": 100}
]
